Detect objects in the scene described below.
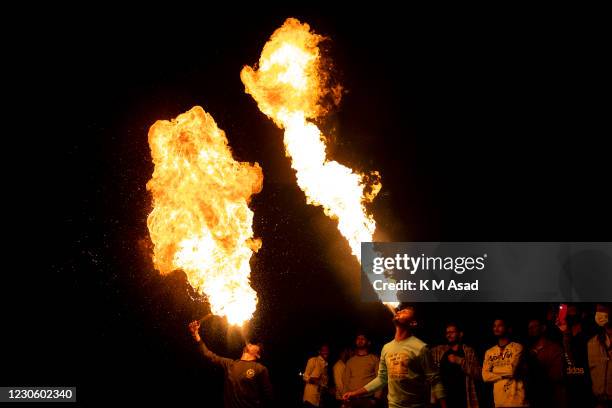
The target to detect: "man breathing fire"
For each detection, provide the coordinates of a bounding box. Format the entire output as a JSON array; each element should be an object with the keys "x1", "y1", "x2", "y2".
[
  {"x1": 188, "y1": 320, "x2": 273, "y2": 408},
  {"x1": 343, "y1": 305, "x2": 447, "y2": 408}
]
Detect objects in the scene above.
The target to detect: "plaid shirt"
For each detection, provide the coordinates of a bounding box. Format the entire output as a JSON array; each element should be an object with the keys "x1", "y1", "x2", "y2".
[{"x1": 431, "y1": 344, "x2": 480, "y2": 408}]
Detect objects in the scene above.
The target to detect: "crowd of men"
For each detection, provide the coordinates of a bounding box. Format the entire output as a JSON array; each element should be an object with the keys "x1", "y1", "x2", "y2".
[{"x1": 188, "y1": 303, "x2": 611, "y2": 408}]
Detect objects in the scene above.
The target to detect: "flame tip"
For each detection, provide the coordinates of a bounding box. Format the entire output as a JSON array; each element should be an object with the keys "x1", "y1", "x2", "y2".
[{"x1": 241, "y1": 18, "x2": 381, "y2": 263}]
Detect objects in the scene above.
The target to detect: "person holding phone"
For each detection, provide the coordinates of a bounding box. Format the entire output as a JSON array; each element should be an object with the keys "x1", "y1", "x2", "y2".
[{"x1": 556, "y1": 304, "x2": 593, "y2": 407}]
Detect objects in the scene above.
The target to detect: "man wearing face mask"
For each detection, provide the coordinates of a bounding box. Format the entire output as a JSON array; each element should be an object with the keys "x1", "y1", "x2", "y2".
[{"x1": 588, "y1": 303, "x2": 612, "y2": 407}]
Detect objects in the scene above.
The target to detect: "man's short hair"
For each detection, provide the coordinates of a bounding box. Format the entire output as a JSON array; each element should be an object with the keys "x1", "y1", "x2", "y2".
[
  {"x1": 246, "y1": 341, "x2": 264, "y2": 356},
  {"x1": 493, "y1": 317, "x2": 513, "y2": 329},
  {"x1": 528, "y1": 317, "x2": 546, "y2": 325},
  {"x1": 445, "y1": 322, "x2": 463, "y2": 332},
  {"x1": 355, "y1": 331, "x2": 369, "y2": 340}
]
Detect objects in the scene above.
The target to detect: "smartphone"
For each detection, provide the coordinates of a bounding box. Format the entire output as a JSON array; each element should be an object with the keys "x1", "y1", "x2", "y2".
[{"x1": 558, "y1": 303, "x2": 568, "y2": 323}]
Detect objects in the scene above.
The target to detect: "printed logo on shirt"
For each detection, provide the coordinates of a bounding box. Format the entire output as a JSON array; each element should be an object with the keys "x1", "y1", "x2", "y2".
[
  {"x1": 387, "y1": 352, "x2": 413, "y2": 379},
  {"x1": 246, "y1": 368, "x2": 256, "y2": 379},
  {"x1": 487, "y1": 349, "x2": 514, "y2": 365}
]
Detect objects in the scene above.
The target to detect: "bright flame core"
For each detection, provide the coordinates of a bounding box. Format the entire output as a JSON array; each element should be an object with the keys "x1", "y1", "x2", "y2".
[
  {"x1": 146, "y1": 106, "x2": 263, "y2": 325},
  {"x1": 241, "y1": 18, "x2": 381, "y2": 261}
]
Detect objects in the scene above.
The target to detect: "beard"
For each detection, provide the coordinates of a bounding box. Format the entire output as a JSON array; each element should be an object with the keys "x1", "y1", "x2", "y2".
[{"x1": 393, "y1": 316, "x2": 412, "y2": 329}]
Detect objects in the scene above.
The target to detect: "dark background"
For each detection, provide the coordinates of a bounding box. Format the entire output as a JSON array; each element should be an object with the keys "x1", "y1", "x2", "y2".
[{"x1": 2, "y1": 5, "x2": 609, "y2": 407}]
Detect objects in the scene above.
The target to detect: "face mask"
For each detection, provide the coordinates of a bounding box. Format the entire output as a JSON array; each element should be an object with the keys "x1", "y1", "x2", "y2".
[{"x1": 595, "y1": 312, "x2": 609, "y2": 327}]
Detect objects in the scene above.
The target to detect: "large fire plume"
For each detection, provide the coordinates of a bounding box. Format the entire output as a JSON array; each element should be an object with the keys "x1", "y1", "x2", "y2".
[
  {"x1": 240, "y1": 18, "x2": 381, "y2": 261},
  {"x1": 146, "y1": 106, "x2": 263, "y2": 325}
]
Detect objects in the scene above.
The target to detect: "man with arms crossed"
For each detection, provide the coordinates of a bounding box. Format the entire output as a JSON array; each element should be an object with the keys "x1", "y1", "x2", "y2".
[{"x1": 482, "y1": 318, "x2": 527, "y2": 408}]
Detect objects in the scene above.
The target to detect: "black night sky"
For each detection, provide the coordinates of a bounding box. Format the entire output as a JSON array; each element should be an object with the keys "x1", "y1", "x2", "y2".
[{"x1": 2, "y1": 5, "x2": 609, "y2": 407}]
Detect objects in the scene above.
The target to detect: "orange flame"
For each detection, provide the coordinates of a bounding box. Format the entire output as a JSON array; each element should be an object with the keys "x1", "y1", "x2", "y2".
[
  {"x1": 146, "y1": 106, "x2": 263, "y2": 326},
  {"x1": 241, "y1": 18, "x2": 381, "y2": 261}
]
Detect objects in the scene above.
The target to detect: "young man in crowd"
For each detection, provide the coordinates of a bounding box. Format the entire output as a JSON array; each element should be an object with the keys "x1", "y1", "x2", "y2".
[
  {"x1": 303, "y1": 344, "x2": 331, "y2": 407},
  {"x1": 432, "y1": 323, "x2": 481, "y2": 408},
  {"x1": 526, "y1": 318, "x2": 566, "y2": 407},
  {"x1": 556, "y1": 304, "x2": 593, "y2": 407},
  {"x1": 588, "y1": 303, "x2": 612, "y2": 408},
  {"x1": 482, "y1": 318, "x2": 528, "y2": 408},
  {"x1": 343, "y1": 333, "x2": 381, "y2": 407},
  {"x1": 333, "y1": 348, "x2": 352, "y2": 407}
]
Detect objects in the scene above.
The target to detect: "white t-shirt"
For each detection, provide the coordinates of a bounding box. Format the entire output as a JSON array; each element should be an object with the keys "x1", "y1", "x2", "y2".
[
  {"x1": 482, "y1": 342, "x2": 528, "y2": 407},
  {"x1": 303, "y1": 355, "x2": 328, "y2": 406}
]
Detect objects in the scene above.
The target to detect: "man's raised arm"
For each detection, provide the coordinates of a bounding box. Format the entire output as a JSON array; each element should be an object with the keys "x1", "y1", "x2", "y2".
[{"x1": 188, "y1": 320, "x2": 232, "y2": 368}]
